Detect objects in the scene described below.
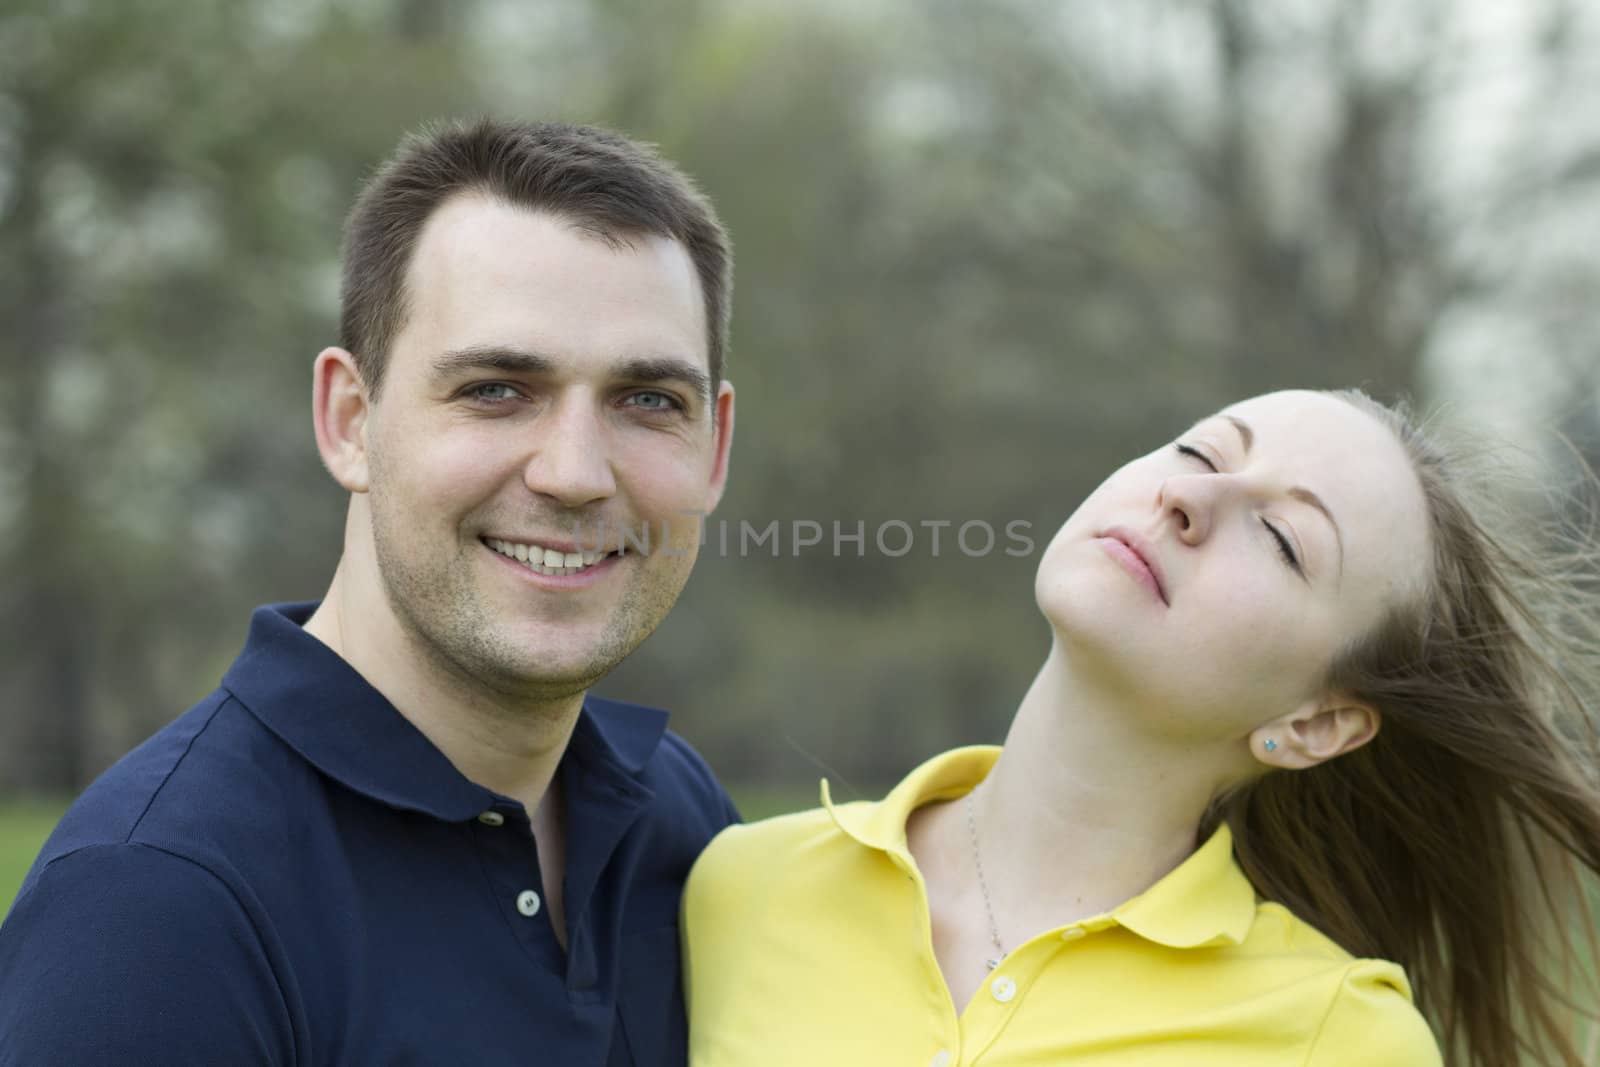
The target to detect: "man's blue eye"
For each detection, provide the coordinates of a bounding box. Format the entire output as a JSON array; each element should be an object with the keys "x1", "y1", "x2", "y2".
[
  {"x1": 626, "y1": 391, "x2": 680, "y2": 411},
  {"x1": 471, "y1": 383, "x2": 518, "y2": 401}
]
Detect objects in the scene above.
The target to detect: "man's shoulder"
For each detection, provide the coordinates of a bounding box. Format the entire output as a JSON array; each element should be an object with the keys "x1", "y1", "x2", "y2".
[
  {"x1": 32, "y1": 686, "x2": 313, "y2": 889},
  {"x1": 41, "y1": 691, "x2": 230, "y2": 852},
  {"x1": 0, "y1": 835, "x2": 294, "y2": 1064},
  {"x1": 584, "y1": 695, "x2": 735, "y2": 816},
  {"x1": 648, "y1": 729, "x2": 729, "y2": 802},
  {"x1": 0, "y1": 685, "x2": 310, "y2": 1064}
]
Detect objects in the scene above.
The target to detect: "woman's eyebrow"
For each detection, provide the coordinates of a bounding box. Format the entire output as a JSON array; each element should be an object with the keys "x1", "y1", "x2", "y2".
[
  {"x1": 1222, "y1": 414, "x2": 1254, "y2": 452},
  {"x1": 1289, "y1": 487, "x2": 1345, "y2": 578},
  {"x1": 1221, "y1": 414, "x2": 1345, "y2": 579}
]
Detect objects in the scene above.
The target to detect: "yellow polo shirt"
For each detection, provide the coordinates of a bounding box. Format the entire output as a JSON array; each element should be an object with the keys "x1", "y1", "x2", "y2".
[{"x1": 683, "y1": 747, "x2": 1441, "y2": 1066}]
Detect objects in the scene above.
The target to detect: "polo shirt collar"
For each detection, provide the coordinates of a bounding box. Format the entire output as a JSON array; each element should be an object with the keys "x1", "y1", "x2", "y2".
[
  {"x1": 1110, "y1": 819, "x2": 1255, "y2": 947},
  {"x1": 821, "y1": 744, "x2": 1258, "y2": 950},
  {"x1": 222, "y1": 602, "x2": 669, "y2": 822},
  {"x1": 577, "y1": 694, "x2": 670, "y2": 775}
]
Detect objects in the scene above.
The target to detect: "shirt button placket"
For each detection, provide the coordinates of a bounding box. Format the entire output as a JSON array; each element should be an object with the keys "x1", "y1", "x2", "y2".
[
  {"x1": 515, "y1": 889, "x2": 541, "y2": 917},
  {"x1": 990, "y1": 974, "x2": 1017, "y2": 1003}
]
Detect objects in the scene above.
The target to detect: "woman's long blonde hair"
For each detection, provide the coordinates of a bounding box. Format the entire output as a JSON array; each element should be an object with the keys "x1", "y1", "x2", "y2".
[{"x1": 1205, "y1": 390, "x2": 1600, "y2": 1066}]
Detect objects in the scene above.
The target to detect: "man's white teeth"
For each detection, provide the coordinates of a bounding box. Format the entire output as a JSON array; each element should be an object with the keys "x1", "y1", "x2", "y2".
[{"x1": 486, "y1": 538, "x2": 605, "y2": 576}]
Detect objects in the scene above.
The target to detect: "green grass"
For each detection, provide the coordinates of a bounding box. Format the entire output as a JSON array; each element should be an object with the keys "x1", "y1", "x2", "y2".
[{"x1": 1, "y1": 801, "x2": 67, "y2": 916}]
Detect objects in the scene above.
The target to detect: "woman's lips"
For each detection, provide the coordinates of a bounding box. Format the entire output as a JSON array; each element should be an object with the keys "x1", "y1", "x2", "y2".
[{"x1": 1096, "y1": 531, "x2": 1168, "y2": 605}]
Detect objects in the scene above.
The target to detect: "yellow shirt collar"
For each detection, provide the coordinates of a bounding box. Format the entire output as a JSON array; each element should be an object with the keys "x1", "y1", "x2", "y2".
[{"x1": 821, "y1": 745, "x2": 1258, "y2": 949}]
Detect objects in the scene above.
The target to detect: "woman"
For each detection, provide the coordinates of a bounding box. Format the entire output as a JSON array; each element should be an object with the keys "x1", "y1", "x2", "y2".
[{"x1": 683, "y1": 389, "x2": 1600, "y2": 1066}]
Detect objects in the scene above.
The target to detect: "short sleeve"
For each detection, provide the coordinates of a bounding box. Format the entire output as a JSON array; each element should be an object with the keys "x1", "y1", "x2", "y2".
[
  {"x1": 1305, "y1": 960, "x2": 1442, "y2": 1067},
  {"x1": 679, "y1": 825, "x2": 750, "y2": 1019},
  {"x1": 0, "y1": 843, "x2": 294, "y2": 1066}
]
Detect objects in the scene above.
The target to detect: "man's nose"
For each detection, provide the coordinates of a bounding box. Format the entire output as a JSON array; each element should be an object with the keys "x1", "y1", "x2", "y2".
[{"x1": 523, "y1": 396, "x2": 618, "y2": 508}]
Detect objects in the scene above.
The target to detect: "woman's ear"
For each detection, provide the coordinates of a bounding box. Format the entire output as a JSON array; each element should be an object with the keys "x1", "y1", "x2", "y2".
[
  {"x1": 313, "y1": 347, "x2": 371, "y2": 493},
  {"x1": 1250, "y1": 694, "x2": 1380, "y2": 770}
]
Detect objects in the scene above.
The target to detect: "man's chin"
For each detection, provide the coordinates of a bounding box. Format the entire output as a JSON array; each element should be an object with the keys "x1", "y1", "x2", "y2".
[
  {"x1": 448, "y1": 659, "x2": 596, "y2": 707},
  {"x1": 480, "y1": 633, "x2": 639, "y2": 700}
]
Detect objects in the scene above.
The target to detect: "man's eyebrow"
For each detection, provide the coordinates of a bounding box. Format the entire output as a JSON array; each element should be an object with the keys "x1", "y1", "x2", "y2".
[
  {"x1": 613, "y1": 357, "x2": 713, "y2": 403},
  {"x1": 1222, "y1": 413, "x2": 1345, "y2": 578},
  {"x1": 429, "y1": 346, "x2": 712, "y2": 402},
  {"x1": 430, "y1": 345, "x2": 556, "y2": 378}
]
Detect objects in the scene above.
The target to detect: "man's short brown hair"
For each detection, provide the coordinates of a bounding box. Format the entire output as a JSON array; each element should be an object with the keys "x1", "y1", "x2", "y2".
[{"x1": 340, "y1": 118, "x2": 732, "y2": 397}]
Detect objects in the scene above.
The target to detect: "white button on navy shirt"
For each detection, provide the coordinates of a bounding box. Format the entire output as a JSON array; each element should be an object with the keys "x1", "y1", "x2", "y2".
[{"x1": 516, "y1": 890, "x2": 541, "y2": 917}]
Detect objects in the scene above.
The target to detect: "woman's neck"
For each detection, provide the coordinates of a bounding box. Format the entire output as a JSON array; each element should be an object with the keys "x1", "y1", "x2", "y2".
[{"x1": 926, "y1": 641, "x2": 1239, "y2": 949}]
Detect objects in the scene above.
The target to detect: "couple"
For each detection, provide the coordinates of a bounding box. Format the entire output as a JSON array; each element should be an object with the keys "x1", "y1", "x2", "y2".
[{"x1": 2, "y1": 120, "x2": 1597, "y2": 1067}]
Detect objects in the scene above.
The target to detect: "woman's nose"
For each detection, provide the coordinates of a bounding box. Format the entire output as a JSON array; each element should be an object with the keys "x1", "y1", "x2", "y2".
[{"x1": 1158, "y1": 474, "x2": 1213, "y2": 545}]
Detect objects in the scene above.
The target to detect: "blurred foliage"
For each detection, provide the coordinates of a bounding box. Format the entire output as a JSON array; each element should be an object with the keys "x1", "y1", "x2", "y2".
[{"x1": 1, "y1": 0, "x2": 1597, "y2": 796}]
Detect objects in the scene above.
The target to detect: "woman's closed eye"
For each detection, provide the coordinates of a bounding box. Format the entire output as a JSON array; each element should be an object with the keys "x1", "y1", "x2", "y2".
[
  {"x1": 1177, "y1": 442, "x2": 1305, "y2": 576},
  {"x1": 1174, "y1": 442, "x2": 1217, "y2": 471},
  {"x1": 1264, "y1": 520, "x2": 1301, "y2": 573}
]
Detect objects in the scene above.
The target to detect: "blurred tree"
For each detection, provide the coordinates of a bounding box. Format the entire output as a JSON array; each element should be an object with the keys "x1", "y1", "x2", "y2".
[
  {"x1": 613, "y1": 0, "x2": 1600, "y2": 785},
  {"x1": 0, "y1": 0, "x2": 489, "y2": 790},
  {"x1": 1, "y1": 0, "x2": 1594, "y2": 795}
]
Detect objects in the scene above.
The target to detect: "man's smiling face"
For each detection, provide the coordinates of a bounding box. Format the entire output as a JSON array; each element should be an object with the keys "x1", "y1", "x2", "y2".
[{"x1": 352, "y1": 193, "x2": 733, "y2": 700}]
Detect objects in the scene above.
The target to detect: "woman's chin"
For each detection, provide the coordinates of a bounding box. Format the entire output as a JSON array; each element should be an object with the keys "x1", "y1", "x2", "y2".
[{"x1": 1036, "y1": 561, "x2": 1146, "y2": 635}]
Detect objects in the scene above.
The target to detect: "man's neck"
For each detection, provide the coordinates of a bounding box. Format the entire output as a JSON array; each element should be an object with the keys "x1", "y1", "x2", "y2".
[{"x1": 303, "y1": 564, "x2": 584, "y2": 818}]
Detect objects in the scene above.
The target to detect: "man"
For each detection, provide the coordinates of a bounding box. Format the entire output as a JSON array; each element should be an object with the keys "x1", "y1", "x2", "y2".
[{"x1": 0, "y1": 119, "x2": 738, "y2": 1065}]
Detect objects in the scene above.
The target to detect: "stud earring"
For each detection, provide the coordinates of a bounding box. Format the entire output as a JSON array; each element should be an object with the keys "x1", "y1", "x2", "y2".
[{"x1": 1263, "y1": 739, "x2": 1278, "y2": 752}]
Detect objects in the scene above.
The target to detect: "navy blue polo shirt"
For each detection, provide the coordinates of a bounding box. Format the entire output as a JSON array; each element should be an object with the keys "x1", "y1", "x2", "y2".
[{"x1": 0, "y1": 602, "x2": 738, "y2": 1065}]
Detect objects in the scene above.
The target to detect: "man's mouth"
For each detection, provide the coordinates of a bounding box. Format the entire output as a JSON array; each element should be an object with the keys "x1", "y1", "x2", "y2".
[{"x1": 483, "y1": 537, "x2": 614, "y2": 578}]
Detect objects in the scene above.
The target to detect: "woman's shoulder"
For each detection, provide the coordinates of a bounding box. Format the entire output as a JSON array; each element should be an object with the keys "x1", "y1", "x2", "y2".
[
  {"x1": 1301, "y1": 958, "x2": 1442, "y2": 1067},
  {"x1": 684, "y1": 803, "x2": 843, "y2": 903},
  {"x1": 706, "y1": 801, "x2": 844, "y2": 855},
  {"x1": 680, "y1": 802, "x2": 859, "y2": 974},
  {"x1": 1242, "y1": 905, "x2": 1439, "y2": 1065}
]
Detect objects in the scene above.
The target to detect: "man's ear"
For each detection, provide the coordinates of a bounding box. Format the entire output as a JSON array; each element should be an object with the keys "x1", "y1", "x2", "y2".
[
  {"x1": 702, "y1": 380, "x2": 735, "y2": 513},
  {"x1": 1250, "y1": 693, "x2": 1380, "y2": 770},
  {"x1": 313, "y1": 347, "x2": 372, "y2": 493}
]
